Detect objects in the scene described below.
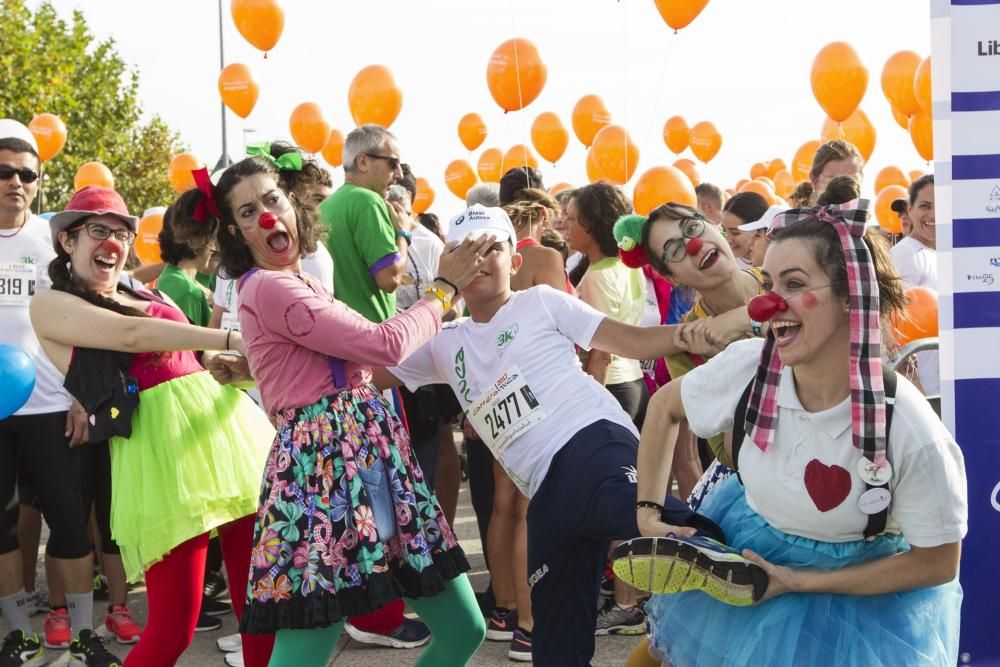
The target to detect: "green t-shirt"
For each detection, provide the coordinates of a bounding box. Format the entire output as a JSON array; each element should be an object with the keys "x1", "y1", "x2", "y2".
[
  {"x1": 319, "y1": 183, "x2": 397, "y2": 323},
  {"x1": 156, "y1": 263, "x2": 212, "y2": 327}
]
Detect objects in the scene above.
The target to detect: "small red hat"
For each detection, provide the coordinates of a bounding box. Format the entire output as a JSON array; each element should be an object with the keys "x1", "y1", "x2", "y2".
[{"x1": 49, "y1": 186, "x2": 138, "y2": 237}]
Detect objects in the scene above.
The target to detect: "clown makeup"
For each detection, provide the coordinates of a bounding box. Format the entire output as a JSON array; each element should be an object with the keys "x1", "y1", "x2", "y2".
[
  {"x1": 228, "y1": 172, "x2": 301, "y2": 272},
  {"x1": 60, "y1": 214, "x2": 133, "y2": 295},
  {"x1": 646, "y1": 213, "x2": 735, "y2": 287}
]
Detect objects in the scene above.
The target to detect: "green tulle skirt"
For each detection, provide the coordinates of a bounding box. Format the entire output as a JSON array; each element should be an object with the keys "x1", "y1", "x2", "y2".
[{"x1": 109, "y1": 371, "x2": 273, "y2": 581}]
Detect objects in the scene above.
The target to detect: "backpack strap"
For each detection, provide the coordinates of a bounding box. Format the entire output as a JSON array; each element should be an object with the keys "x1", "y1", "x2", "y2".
[
  {"x1": 730, "y1": 379, "x2": 754, "y2": 481},
  {"x1": 863, "y1": 368, "x2": 897, "y2": 539}
]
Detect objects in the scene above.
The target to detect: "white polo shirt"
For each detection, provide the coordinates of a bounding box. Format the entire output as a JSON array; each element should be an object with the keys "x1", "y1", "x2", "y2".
[{"x1": 682, "y1": 339, "x2": 967, "y2": 548}]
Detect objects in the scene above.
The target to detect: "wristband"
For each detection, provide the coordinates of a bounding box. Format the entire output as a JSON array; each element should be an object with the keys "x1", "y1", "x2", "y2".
[
  {"x1": 424, "y1": 285, "x2": 452, "y2": 311},
  {"x1": 395, "y1": 230, "x2": 412, "y2": 244},
  {"x1": 750, "y1": 319, "x2": 763, "y2": 337},
  {"x1": 434, "y1": 276, "x2": 460, "y2": 296},
  {"x1": 225, "y1": 330, "x2": 232, "y2": 351},
  {"x1": 636, "y1": 500, "x2": 665, "y2": 512}
]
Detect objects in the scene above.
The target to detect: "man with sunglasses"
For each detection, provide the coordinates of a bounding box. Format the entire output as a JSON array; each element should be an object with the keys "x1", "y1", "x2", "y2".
[{"x1": 0, "y1": 121, "x2": 126, "y2": 666}]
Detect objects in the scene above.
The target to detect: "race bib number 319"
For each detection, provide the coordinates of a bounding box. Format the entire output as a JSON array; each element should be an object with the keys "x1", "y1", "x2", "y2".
[
  {"x1": 0, "y1": 263, "x2": 36, "y2": 306},
  {"x1": 467, "y1": 365, "x2": 545, "y2": 457}
]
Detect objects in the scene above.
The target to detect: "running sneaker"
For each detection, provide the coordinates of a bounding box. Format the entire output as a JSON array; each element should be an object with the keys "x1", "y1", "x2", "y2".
[
  {"x1": 201, "y1": 596, "x2": 232, "y2": 617},
  {"x1": 203, "y1": 571, "x2": 229, "y2": 601},
  {"x1": 594, "y1": 598, "x2": 646, "y2": 636},
  {"x1": 485, "y1": 607, "x2": 518, "y2": 641},
  {"x1": 507, "y1": 627, "x2": 532, "y2": 662},
  {"x1": 23, "y1": 590, "x2": 49, "y2": 617},
  {"x1": 224, "y1": 652, "x2": 245, "y2": 667},
  {"x1": 43, "y1": 607, "x2": 71, "y2": 649},
  {"x1": 67, "y1": 629, "x2": 122, "y2": 666},
  {"x1": 92, "y1": 574, "x2": 109, "y2": 601},
  {"x1": 99, "y1": 605, "x2": 142, "y2": 644},
  {"x1": 344, "y1": 618, "x2": 431, "y2": 649},
  {"x1": 611, "y1": 535, "x2": 769, "y2": 607},
  {"x1": 194, "y1": 611, "x2": 223, "y2": 632},
  {"x1": 599, "y1": 574, "x2": 615, "y2": 598},
  {"x1": 0, "y1": 630, "x2": 45, "y2": 667},
  {"x1": 216, "y1": 632, "x2": 242, "y2": 653}
]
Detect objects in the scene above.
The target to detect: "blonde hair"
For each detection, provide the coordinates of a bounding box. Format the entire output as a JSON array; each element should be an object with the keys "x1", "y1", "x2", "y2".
[{"x1": 503, "y1": 188, "x2": 559, "y2": 232}]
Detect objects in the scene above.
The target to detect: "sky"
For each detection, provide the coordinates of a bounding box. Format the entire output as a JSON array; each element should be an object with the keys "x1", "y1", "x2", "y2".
[{"x1": 32, "y1": 0, "x2": 932, "y2": 212}]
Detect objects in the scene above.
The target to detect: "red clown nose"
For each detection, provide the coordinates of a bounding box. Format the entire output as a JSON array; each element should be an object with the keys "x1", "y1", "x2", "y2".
[
  {"x1": 747, "y1": 292, "x2": 789, "y2": 322},
  {"x1": 258, "y1": 212, "x2": 277, "y2": 229},
  {"x1": 685, "y1": 237, "x2": 703, "y2": 256},
  {"x1": 100, "y1": 238, "x2": 122, "y2": 253}
]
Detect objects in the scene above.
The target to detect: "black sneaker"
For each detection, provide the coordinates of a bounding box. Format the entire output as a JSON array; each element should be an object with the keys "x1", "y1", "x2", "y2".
[
  {"x1": 92, "y1": 574, "x2": 109, "y2": 601},
  {"x1": 611, "y1": 535, "x2": 769, "y2": 607},
  {"x1": 201, "y1": 596, "x2": 232, "y2": 617},
  {"x1": 195, "y1": 611, "x2": 223, "y2": 632},
  {"x1": 67, "y1": 629, "x2": 122, "y2": 667},
  {"x1": 0, "y1": 630, "x2": 45, "y2": 667},
  {"x1": 203, "y1": 571, "x2": 229, "y2": 601}
]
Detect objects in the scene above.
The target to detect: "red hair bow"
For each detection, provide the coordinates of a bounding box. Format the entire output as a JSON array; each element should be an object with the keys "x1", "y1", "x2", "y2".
[{"x1": 191, "y1": 167, "x2": 220, "y2": 223}]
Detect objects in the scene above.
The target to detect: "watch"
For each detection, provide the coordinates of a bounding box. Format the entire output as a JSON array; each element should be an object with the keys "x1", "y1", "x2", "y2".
[{"x1": 395, "y1": 230, "x2": 412, "y2": 244}]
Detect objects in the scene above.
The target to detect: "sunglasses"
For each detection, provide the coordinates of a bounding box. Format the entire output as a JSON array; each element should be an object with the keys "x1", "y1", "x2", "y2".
[
  {"x1": 364, "y1": 153, "x2": 401, "y2": 170},
  {"x1": 0, "y1": 165, "x2": 39, "y2": 184},
  {"x1": 72, "y1": 222, "x2": 137, "y2": 245}
]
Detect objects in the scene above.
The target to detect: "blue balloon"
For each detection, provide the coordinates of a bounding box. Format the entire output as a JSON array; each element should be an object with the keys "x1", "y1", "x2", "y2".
[{"x1": 0, "y1": 344, "x2": 35, "y2": 419}]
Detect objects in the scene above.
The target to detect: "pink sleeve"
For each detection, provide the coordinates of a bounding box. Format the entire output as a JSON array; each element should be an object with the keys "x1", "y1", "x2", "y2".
[{"x1": 251, "y1": 273, "x2": 442, "y2": 366}]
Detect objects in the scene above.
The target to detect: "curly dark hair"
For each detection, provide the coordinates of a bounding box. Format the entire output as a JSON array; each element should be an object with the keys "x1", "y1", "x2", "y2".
[
  {"x1": 567, "y1": 182, "x2": 632, "y2": 284},
  {"x1": 214, "y1": 151, "x2": 322, "y2": 279},
  {"x1": 159, "y1": 188, "x2": 219, "y2": 265}
]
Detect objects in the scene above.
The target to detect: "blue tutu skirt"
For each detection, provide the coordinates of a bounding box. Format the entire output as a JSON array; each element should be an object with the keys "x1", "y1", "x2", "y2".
[{"x1": 646, "y1": 475, "x2": 962, "y2": 667}]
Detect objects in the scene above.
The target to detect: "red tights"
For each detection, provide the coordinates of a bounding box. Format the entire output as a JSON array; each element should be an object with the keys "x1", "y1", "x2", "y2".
[{"x1": 124, "y1": 515, "x2": 275, "y2": 666}]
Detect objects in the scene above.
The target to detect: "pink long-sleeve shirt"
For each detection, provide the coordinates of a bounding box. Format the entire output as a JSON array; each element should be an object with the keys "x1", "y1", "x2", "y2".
[{"x1": 237, "y1": 269, "x2": 441, "y2": 418}]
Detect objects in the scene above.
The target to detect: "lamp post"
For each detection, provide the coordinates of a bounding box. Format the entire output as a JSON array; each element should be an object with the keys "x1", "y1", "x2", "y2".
[{"x1": 213, "y1": 0, "x2": 232, "y2": 173}]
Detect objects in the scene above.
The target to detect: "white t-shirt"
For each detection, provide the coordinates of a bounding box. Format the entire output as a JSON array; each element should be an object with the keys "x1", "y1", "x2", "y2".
[
  {"x1": 391, "y1": 285, "x2": 638, "y2": 497},
  {"x1": 889, "y1": 236, "x2": 940, "y2": 395},
  {"x1": 396, "y1": 225, "x2": 444, "y2": 312},
  {"x1": 0, "y1": 215, "x2": 72, "y2": 415},
  {"x1": 576, "y1": 258, "x2": 645, "y2": 386},
  {"x1": 301, "y1": 246, "x2": 334, "y2": 294},
  {"x1": 682, "y1": 339, "x2": 967, "y2": 547}
]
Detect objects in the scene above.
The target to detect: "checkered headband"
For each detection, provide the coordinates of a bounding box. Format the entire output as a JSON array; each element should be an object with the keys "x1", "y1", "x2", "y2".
[{"x1": 744, "y1": 199, "x2": 887, "y2": 467}]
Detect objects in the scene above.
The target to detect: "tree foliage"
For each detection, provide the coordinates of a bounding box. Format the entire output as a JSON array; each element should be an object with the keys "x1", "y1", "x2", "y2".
[{"x1": 0, "y1": 0, "x2": 185, "y2": 213}]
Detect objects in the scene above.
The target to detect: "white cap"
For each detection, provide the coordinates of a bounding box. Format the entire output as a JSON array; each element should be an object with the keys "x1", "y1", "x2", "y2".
[
  {"x1": 738, "y1": 204, "x2": 788, "y2": 233},
  {"x1": 0, "y1": 119, "x2": 39, "y2": 154},
  {"x1": 445, "y1": 204, "x2": 516, "y2": 245}
]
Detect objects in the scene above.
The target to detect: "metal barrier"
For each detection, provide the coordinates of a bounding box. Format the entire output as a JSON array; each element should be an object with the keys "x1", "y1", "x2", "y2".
[{"x1": 891, "y1": 337, "x2": 940, "y2": 417}]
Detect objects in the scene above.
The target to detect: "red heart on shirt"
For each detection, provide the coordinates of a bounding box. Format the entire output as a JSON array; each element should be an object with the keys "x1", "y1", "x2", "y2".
[{"x1": 804, "y1": 459, "x2": 852, "y2": 512}]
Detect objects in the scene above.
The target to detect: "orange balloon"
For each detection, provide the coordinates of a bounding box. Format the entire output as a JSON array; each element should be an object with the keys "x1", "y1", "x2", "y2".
[
  {"x1": 444, "y1": 160, "x2": 477, "y2": 199},
  {"x1": 633, "y1": 166, "x2": 697, "y2": 215},
  {"x1": 167, "y1": 153, "x2": 203, "y2": 193},
  {"x1": 486, "y1": 38, "x2": 547, "y2": 112},
  {"x1": 821, "y1": 108, "x2": 876, "y2": 163},
  {"x1": 892, "y1": 286, "x2": 939, "y2": 345},
  {"x1": 914, "y1": 56, "x2": 932, "y2": 112},
  {"x1": 477, "y1": 148, "x2": 503, "y2": 183},
  {"x1": 289, "y1": 102, "x2": 330, "y2": 154},
  {"x1": 218, "y1": 63, "x2": 259, "y2": 119},
  {"x1": 74, "y1": 162, "x2": 113, "y2": 191},
  {"x1": 811, "y1": 41, "x2": 868, "y2": 123},
  {"x1": 231, "y1": 0, "x2": 284, "y2": 54},
  {"x1": 772, "y1": 169, "x2": 795, "y2": 198},
  {"x1": 652, "y1": 0, "x2": 709, "y2": 32},
  {"x1": 734, "y1": 179, "x2": 749, "y2": 191},
  {"x1": 909, "y1": 108, "x2": 933, "y2": 161},
  {"x1": 321, "y1": 129, "x2": 345, "y2": 167},
  {"x1": 662, "y1": 116, "x2": 689, "y2": 155},
  {"x1": 548, "y1": 182, "x2": 573, "y2": 196},
  {"x1": 348, "y1": 65, "x2": 403, "y2": 128},
  {"x1": 881, "y1": 50, "x2": 922, "y2": 117},
  {"x1": 875, "y1": 184, "x2": 907, "y2": 234},
  {"x1": 501, "y1": 144, "x2": 540, "y2": 175},
  {"x1": 413, "y1": 177, "x2": 435, "y2": 214},
  {"x1": 585, "y1": 148, "x2": 606, "y2": 184},
  {"x1": 908, "y1": 169, "x2": 925, "y2": 182},
  {"x1": 874, "y1": 166, "x2": 909, "y2": 195},
  {"x1": 531, "y1": 112, "x2": 569, "y2": 164},
  {"x1": 754, "y1": 176, "x2": 775, "y2": 189},
  {"x1": 738, "y1": 179, "x2": 777, "y2": 205},
  {"x1": 591, "y1": 125, "x2": 639, "y2": 185},
  {"x1": 767, "y1": 158, "x2": 787, "y2": 180},
  {"x1": 672, "y1": 158, "x2": 701, "y2": 188},
  {"x1": 572, "y1": 95, "x2": 612, "y2": 148},
  {"x1": 749, "y1": 162, "x2": 768, "y2": 180},
  {"x1": 458, "y1": 113, "x2": 487, "y2": 152},
  {"x1": 27, "y1": 113, "x2": 67, "y2": 161},
  {"x1": 134, "y1": 209, "x2": 164, "y2": 266},
  {"x1": 792, "y1": 140, "x2": 821, "y2": 183},
  {"x1": 689, "y1": 121, "x2": 722, "y2": 163},
  {"x1": 891, "y1": 105, "x2": 910, "y2": 130}
]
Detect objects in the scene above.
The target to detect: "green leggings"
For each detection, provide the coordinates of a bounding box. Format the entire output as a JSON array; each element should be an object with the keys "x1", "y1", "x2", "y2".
[{"x1": 268, "y1": 574, "x2": 486, "y2": 666}]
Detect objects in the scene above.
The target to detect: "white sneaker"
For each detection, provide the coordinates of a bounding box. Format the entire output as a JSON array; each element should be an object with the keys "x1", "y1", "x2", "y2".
[
  {"x1": 225, "y1": 652, "x2": 245, "y2": 667},
  {"x1": 217, "y1": 633, "x2": 242, "y2": 653}
]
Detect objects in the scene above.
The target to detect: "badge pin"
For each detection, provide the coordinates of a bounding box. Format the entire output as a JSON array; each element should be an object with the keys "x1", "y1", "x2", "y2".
[
  {"x1": 856, "y1": 457, "x2": 892, "y2": 487},
  {"x1": 857, "y1": 487, "x2": 891, "y2": 515}
]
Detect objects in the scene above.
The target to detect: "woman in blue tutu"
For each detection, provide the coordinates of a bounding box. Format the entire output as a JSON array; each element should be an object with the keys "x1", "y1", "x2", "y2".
[{"x1": 627, "y1": 195, "x2": 966, "y2": 666}]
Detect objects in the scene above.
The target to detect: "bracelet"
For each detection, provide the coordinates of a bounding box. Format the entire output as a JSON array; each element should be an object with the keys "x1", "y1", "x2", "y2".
[
  {"x1": 434, "y1": 276, "x2": 460, "y2": 296},
  {"x1": 395, "y1": 230, "x2": 412, "y2": 244},
  {"x1": 636, "y1": 500, "x2": 664, "y2": 512},
  {"x1": 424, "y1": 285, "x2": 452, "y2": 311},
  {"x1": 750, "y1": 319, "x2": 763, "y2": 337},
  {"x1": 225, "y1": 329, "x2": 232, "y2": 351}
]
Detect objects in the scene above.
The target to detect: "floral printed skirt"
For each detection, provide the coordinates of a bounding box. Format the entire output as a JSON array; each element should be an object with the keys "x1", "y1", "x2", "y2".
[{"x1": 240, "y1": 385, "x2": 469, "y2": 634}]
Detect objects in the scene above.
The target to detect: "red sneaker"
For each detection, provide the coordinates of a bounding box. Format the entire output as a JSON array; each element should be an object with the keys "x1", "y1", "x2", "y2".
[
  {"x1": 43, "y1": 607, "x2": 71, "y2": 649},
  {"x1": 101, "y1": 604, "x2": 143, "y2": 644}
]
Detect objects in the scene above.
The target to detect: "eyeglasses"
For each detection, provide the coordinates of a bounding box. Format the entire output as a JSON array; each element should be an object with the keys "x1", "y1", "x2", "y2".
[
  {"x1": 364, "y1": 153, "x2": 401, "y2": 170},
  {"x1": 0, "y1": 165, "x2": 39, "y2": 184},
  {"x1": 660, "y1": 217, "x2": 706, "y2": 263},
  {"x1": 74, "y1": 222, "x2": 137, "y2": 245}
]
